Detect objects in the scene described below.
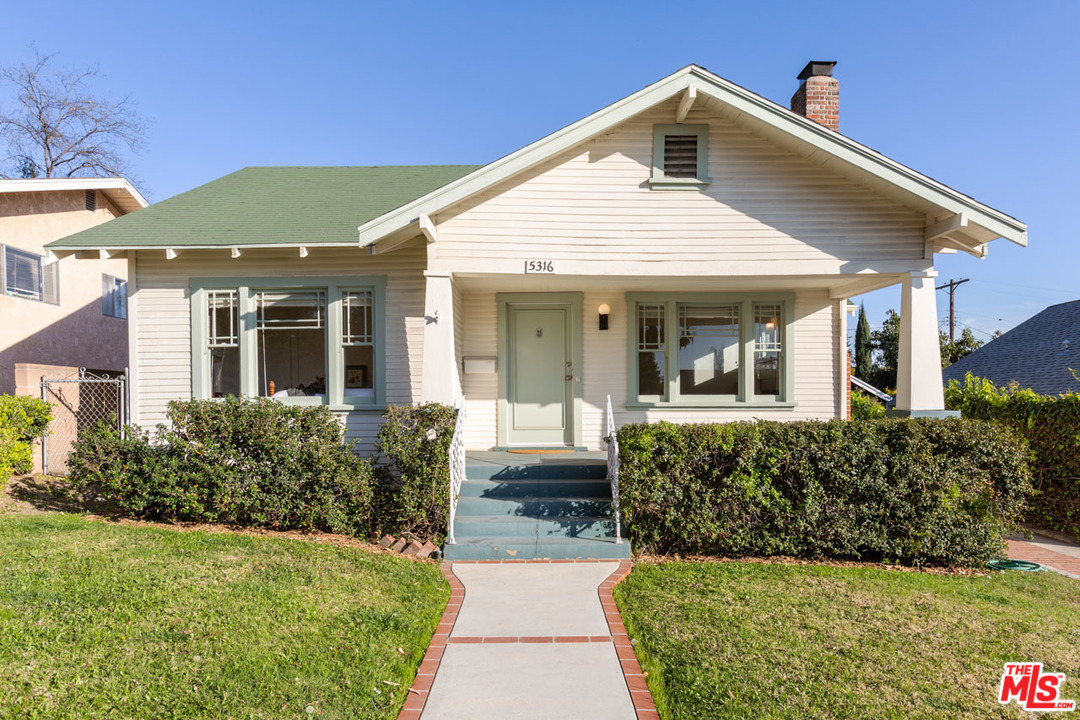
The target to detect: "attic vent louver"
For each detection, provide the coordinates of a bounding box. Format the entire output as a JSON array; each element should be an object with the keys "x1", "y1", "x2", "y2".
[
  {"x1": 663, "y1": 134, "x2": 698, "y2": 178},
  {"x1": 85, "y1": 190, "x2": 97, "y2": 211}
]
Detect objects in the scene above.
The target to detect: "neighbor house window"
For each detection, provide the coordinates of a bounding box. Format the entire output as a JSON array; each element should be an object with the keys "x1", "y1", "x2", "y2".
[
  {"x1": 650, "y1": 124, "x2": 710, "y2": 189},
  {"x1": 2, "y1": 245, "x2": 58, "y2": 304},
  {"x1": 102, "y1": 274, "x2": 127, "y2": 318},
  {"x1": 628, "y1": 294, "x2": 793, "y2": 406},
  {"x1": 191, "y1": 277, "x2": 385, "y2": 407}
]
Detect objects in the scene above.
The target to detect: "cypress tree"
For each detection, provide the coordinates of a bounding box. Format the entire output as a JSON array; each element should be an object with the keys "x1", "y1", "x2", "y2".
[{"x1": 855, "y1": 304, "x2": 872, "y2": 381}]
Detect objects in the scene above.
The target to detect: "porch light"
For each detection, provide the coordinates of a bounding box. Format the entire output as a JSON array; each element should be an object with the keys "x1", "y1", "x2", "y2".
[{"x1": 598, "y1": 303, "x2": 611, "y2": 331}]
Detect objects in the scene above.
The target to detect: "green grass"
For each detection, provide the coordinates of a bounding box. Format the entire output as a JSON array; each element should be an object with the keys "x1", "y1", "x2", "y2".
[
  {"x1": 615, "y1": 561, "x2": 1080, "y2": 719},
  {"x1": 0, "y1": 514, "x2": 448, "y2": 719}
]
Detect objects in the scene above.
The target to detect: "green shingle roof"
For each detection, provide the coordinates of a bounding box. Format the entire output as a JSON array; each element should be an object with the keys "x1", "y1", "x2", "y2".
[{"x1": 46, "y1": 165, "x2": 482, "y2": 249}]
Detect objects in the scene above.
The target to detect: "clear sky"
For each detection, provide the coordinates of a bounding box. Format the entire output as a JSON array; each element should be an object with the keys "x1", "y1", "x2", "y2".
[{"x1": 3, "y1": 0, "x2": 1076, "y2": 341}]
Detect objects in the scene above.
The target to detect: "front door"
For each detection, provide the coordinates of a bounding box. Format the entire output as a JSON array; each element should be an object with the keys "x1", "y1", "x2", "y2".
[{"x1": 507, "y1": 305, "x2": 573, "y2": 446}]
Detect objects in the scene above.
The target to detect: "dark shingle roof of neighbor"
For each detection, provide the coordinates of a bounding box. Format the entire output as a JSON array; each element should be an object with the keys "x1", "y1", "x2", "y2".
[
  {"x1": 942, "y1": 299, "x2": 1080, "y2": 396},
  {"x1": 46, "y1": 165, "x2": 483, "y2": 249}
]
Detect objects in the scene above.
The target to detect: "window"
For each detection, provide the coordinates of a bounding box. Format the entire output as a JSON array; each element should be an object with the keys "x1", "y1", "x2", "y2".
[
  {"x1": 628, "y1": 294, "x2": 793, "y2": 406},
  {"x1": 102, "y1": 274, "x2": 127, "y2": 318},
  {"x1": 650, "y1": 124, "x2": 710, "y2": 189},
  {"x1": 2, "y1": 245, "x2": 58, "y2": 304},
  {"x1": 191, "y1": 277, "x2": 385, "y2": 407}
]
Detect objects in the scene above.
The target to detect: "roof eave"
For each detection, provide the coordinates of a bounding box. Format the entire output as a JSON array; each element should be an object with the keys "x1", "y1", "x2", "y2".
[{"x1": 0, "y1": 177, "x2": 149, "y2": 213}]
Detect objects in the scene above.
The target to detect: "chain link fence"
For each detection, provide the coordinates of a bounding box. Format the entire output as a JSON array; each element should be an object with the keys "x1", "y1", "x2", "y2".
[{"x1": 40, "y1": 369, "x2": 127, "y2": 475}]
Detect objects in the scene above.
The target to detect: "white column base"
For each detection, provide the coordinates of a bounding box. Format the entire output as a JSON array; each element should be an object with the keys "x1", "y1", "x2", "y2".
[
  {"x1": 894, "y1": 272, "x2": 947, "y2": 413},
  {"x1": 421, "y1": 274, "x2": 456, "y2": 405}
]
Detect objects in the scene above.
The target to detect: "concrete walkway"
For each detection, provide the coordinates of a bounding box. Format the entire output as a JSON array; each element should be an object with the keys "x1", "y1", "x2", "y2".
[{"x1": 410, "y1": 561, "x2": 645, "y2": 720}]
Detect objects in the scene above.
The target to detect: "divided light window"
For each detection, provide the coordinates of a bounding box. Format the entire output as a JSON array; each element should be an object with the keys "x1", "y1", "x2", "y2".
[
  {"x1": 650, "y1": 124, "x2": 709, "y2": 189},
  {"x1": 3, "y1": 245, "x2": 58, "y2": 304},
  {"x1": 630, "y1": 295, "x2": 792, "y2": 406},
  {"x1": 192, "y1": 279, "x2": 385, "y2": 408}
]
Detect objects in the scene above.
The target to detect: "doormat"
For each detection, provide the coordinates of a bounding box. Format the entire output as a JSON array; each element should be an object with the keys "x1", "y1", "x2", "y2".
[{"x1": 506, "y1": 449, "x2": 576, "y2": 454}]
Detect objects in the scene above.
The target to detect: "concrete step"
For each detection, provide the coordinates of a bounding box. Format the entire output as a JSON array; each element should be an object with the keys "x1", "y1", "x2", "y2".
[
  {"x1": 455, "y1": 496, "x2": 613, "y2": 518},
  {"x1": 465, "y1": 463, "x2": 607, "y2": 481},
  {"x1": 453, "y1": 516, "x2": 617, "y2": 540},
  {"x1": 443, "y1": 535, "x2": 632, "y2": 561},
  {"x1": 457, "y1": 478, "x2": 611, "y2": 499}
]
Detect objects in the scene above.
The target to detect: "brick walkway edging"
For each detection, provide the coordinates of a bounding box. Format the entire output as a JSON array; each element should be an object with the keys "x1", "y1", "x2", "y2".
[
  {"x1": 600, "y1": 559, "x2": 660, "y2": 718},
  {"x1": 1007, "y1": 539, "x2": 1080, "y2": 580},
  {"x1": 398, "y1": 559, "x2": 659, "y2": 719},
  {"x1": 399, "y1": 563, "x2": 464, "y2": 719}
]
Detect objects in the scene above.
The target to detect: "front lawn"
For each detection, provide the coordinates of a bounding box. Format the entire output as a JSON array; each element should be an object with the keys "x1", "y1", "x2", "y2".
[
  {"x1": 0, "y1": 514, "x2": 447, "y2": 719},
  {"x1": 616, "y1": 561, "x2": 1080, "y2": 719}
]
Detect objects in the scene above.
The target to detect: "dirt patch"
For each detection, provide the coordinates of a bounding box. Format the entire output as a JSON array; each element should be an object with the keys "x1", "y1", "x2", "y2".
[{"x1": 0, "y1": 474, "x2": 86, "y2": 515}]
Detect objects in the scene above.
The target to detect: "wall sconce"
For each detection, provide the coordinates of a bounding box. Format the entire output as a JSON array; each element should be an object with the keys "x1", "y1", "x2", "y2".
[{"x1": 598, "y1": 303, "x2": 610, "y2": 331}]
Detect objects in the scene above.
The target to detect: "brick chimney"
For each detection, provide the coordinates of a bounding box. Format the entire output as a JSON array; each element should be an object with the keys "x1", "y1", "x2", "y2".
[{"x1": 790, "y1": 61, "x2": 839, "y2": 132}]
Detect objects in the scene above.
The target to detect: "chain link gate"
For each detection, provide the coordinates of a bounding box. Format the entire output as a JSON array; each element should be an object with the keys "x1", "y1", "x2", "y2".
[{"x1": 40, "y1": 369, "x2": 127, "y2": 475}]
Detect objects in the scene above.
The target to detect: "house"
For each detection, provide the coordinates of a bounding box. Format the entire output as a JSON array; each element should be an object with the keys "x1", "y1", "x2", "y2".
[
  {"x1": 943, "y1": 300, "x2": 1080, "y2": 396},
  {"x1": 46, "y1": 63, "x2": 1027, "y2": 454},
  {"x1": 1, "y1": 178, "x2": 148, "y2": 394}
]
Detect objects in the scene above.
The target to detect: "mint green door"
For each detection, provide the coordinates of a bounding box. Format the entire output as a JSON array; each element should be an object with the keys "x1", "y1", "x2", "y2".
[{"x1": 508, "y1": 307, "x2": 572, "y2": 446}]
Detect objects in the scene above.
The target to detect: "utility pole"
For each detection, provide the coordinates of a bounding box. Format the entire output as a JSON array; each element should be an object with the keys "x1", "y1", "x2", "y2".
[{"x1": 936, "y1": 278, "x2": 970, "y2": 342}]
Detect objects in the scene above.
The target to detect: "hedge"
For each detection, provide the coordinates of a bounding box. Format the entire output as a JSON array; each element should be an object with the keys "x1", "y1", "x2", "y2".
[
  {"x1": 0, "y1": 395, "x2": 52, "y2": 485},
  {"x1": 373, "y1": 403, "x2": 458, "y2": 541},
  {"x1": 616, "y1": 418, "x2": 1031, "y2": 566},
  {"x1": 946, "y1": 373, "x2": 1080, "y2": 538},
  {"x1": 68, "y1": 397, "x2": 374, "y2": 536}
]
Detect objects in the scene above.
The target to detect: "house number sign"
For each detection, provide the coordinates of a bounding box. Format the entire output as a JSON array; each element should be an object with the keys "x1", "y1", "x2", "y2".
[{"x1": 524, "y1": 260, "x2": 555, "y2": 273}]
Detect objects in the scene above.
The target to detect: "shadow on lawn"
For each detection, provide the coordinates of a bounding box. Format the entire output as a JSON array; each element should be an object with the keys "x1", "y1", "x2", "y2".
[{"x1": 4, "y1": 474, "x2": 112, "y2": 515}]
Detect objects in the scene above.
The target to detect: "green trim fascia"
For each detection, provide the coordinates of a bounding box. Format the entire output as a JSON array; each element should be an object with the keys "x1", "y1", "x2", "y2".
[
  {"x1": 496, "y1": 292, "x2": 584, "y2": 449},
  {"x1": 358, "y1": 65, "x2": 1025, "y2": 250},
  {"x1": 189, "y1": 275, "x2": 387, "y2": 408},
  {"x1": 651, "y1": 123, "x2": 710, "y2": 188},
  {"x1": 625, "y1": 292, "x2": 795, "y2": 407}
]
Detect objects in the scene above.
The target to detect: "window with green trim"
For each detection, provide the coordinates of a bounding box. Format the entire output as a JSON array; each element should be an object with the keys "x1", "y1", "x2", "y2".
[
  {"x1": 191, "y1": 278, "x2": 385, "y2": 408},
  {"x1": 628, "y1": 294, "x2": 793, "y2": 406},
  {"x1": 650, "y1": 124, "x2": 710, "y2": 189}
]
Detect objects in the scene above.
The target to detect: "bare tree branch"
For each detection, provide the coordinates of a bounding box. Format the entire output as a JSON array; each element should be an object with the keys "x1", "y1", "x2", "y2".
[{"x1": 0, "y1": 52, "x2": 146, "y2": 180}]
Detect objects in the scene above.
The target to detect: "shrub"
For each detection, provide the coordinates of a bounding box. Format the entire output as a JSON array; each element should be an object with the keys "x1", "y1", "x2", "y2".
[
  {"x1": 850, "y1": 390, "x2": 886, "y2": 419},
  {"x1": 373, "y1": 403, "x2": 457, "y2": 540},
  {"x1": 68, "y1": 397, "x2": 373, "y2": 536},
  {"x1": 0, "y1": 395, "x2": 52, "y2": 484},
  {"x1": 617, "y1": 417, "x2": 1031, "y2": 566},
  {"x1": 946, "y1": 373, "x2": 1080, "y2": 538}
]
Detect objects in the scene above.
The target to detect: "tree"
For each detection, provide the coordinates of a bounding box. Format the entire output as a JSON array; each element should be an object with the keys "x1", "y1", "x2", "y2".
[
  {"x1": 0, "y1": 53, "x2": 145, "y2": 179},
  {"x1": 940, "y1": 327, "x2": 984, "y2": 367},
  {"x1": 854, "y1": 303, "x2": 872, "y2": 381},
  {"x1": 869, "y1": 308, "x2": 901, "y2": 390}
]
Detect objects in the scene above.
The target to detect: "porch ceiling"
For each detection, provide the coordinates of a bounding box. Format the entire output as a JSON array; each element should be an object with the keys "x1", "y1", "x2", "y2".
[{"x1": 452, "y1": 273, "x2": 904, "y2": 297}]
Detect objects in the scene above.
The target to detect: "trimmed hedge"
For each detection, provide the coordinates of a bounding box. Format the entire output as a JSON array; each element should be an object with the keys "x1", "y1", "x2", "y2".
[
  {"x1": 373, "y1": 403, "x2": 457, "y2": 541},
  {"x1": 68, "y1": 397, "x2": 373, "y2": 535},
  {"x1": 0, "y1": 395, "x2": 52, "y2": 484},
  {"x1": 617, "y1": 418, "x2": 1031, "y2": 566},
  {"x1": 946, "y1": 373, "x2": 1080, "y2": 538}
]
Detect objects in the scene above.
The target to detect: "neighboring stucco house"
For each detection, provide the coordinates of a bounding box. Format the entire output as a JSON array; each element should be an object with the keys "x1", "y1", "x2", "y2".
[
  {"x1": 943, "y1": 299, "x2": 1080, "y2": 396},
  {"x1": 1, "y1": 178, "x2": 149, "y2": 393},
  {"x1": 47, "y1": 63, "x2": 1027, "y2": 452}
]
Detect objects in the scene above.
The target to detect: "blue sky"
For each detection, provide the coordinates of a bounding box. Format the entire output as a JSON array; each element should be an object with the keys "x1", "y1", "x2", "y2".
[{"x1": 3, "y1": 0, "x2": 1076, "y2": 341}]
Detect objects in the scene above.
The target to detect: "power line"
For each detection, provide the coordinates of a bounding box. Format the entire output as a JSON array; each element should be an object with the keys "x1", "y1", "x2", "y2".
[{"x1": 935, "y1": 278, "x2": 969, "y2": 343}]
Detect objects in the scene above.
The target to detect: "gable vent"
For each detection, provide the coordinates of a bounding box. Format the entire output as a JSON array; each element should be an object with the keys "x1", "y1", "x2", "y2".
[
  {"x1": 85, "y1": 189, "x2": 97, "y2": 211},
  {"x1": 663, "y1": 134, "x2": 698, "y2": 178}
]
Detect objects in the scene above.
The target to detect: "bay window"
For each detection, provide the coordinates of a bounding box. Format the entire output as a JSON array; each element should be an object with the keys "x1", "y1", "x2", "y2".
[
  {"x1": 191, "y1": 277, "x2": 385, "y2": 407},
  {"x1": 628, "y1": 293, "x2": 794, "y2": 406}
]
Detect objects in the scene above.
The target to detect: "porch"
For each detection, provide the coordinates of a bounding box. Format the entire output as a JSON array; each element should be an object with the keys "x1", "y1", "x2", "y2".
[{"x1": 420, "y1": 270, "x2": 951, "y2": 452}]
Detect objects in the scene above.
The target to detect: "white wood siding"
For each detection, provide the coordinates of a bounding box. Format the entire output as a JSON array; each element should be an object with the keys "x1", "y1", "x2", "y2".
[
  {"x1": 458, "y1": 289, "x2": 838, "y2": 450},
  {"x1": 133, "y1": 241, "x2": 428, "y2": 451},
  {"x1": 435, "y1": 103, "x2": 924, "y2": 263}
]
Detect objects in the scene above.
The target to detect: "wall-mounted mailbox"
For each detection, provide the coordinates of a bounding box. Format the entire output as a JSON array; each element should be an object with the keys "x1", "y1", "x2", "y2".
[{"x1": 463, "y1": 357, "x2": 497, "y2": 374}]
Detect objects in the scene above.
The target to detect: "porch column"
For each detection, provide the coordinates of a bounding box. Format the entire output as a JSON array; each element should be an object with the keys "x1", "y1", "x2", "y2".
[
  {"x1": 894, "y1": 271, "x2": 949, "y2": 415},
  {"x1": 421, "y1": 272, "x2": 456, "y2": 404}
]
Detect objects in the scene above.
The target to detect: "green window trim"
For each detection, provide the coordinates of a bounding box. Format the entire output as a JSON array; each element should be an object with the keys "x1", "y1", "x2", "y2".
[
  {"x1": 650, "y1": 124, "x2": 711, "y2": 189},
  {"x1": 190, "y1": 275, "x2": 387, "y2": 409},
  {"x1": 625, "y1": 292, "x2": 795, "y2": 408}
]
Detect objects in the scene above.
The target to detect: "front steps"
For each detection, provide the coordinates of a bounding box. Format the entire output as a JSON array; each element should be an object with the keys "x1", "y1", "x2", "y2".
[{"x1": 443, "y1": 453, "x2": 632, "y2": 561}]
